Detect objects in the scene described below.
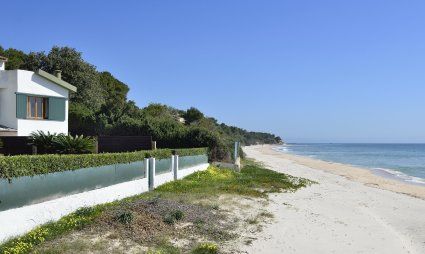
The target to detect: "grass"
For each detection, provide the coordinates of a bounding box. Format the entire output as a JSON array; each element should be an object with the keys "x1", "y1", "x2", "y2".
[
  {"x1": 150, "y1": 159, "x2": 310, "y2": 200},
  {"x1": 0, "y1": 159, "x2": 311, "y2": 254}
]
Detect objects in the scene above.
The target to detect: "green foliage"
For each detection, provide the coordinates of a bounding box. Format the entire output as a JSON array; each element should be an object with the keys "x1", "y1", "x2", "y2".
[
  {"x1": 191, "y1": 243, "x2": 218, "y2": 254},
  {"x1": 29, "y1": 131, "x2": 95, "y2": 154},
  {"x1": 184, "y1": 107, "x2": 204, "y2": 124},
  {"x1": 163, "y1": 214, "x2": 175, "y2": 225},
  {"x1": 163, "y1": 210, "x2": 185, "y2": 224},
  {"x1": 0, "y1": 147, "x2": 207, "y2": 179},
  {"x1": 0, "y1": 45, "x2": 282, "y2": 160},
  {"x1": 115, "y1": 211, "x2": 134, "y2": 225},
  {"x1": 74, "y1": 207, "x2": 97, "y2": 217},
  {"x1": 155, "y1": 160, "x2": 311, "y2": 198},
  {"x1": 171, "y1": 210, "x2": 185, "y2": 220},
  {"x1": 54, "y1": 135, "x2": 95, "y2": 154},
  {"x1": 29, "y1": 131, "x2": 58, "y2": 154}
]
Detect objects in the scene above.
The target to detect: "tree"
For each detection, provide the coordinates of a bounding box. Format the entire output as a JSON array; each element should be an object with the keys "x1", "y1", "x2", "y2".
[
  {"x1": 183, "y1": 107, "x2": 204, "y2": 124},
  {"x1": 43, "y1": 47, "x2": 105, "y2": 111},
  {"x1": 0, "y1": 48, "x2": 27, "y2": 70}
]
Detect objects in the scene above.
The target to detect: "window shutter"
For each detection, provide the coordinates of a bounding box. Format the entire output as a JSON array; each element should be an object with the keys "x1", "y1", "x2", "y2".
[
  {"x1": 16, "y1": 94, "x2": 27, "y2": 119},
  {"x1": 48, "y1": 97, "x2": 66, "y2": 121}
]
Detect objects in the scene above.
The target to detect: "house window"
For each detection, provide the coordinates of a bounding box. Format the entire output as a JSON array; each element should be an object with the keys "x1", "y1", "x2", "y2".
[{"x1": 27, "y1": 96, "x2": 49, "y2": 119}]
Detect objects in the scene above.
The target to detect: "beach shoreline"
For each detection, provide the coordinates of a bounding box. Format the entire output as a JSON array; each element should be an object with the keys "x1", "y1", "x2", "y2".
[
  {"x1": 241, "y1": 145, "x2": 425, "y2": 254},
  {"x1": 257, "y1": 144, "x2": 425, "y2": 199}
]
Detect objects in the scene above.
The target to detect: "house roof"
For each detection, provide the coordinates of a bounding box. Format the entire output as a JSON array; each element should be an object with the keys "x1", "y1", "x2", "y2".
[
  {"x1": 36, "y1": 69, "x2": 77, "y2": 92},
  {"x1": 0, "y1": 56, "x2": 8, "y2": 61}
]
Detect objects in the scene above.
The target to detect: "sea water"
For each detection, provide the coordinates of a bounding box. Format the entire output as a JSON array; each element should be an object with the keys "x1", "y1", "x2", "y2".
[{"x1": 275, "y1": 143, "x2": 425, "y2": 186}]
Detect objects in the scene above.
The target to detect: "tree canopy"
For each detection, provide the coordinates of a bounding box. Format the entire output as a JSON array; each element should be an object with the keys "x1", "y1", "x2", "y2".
[{"x1": 0, "y1": 45, "x2": 282, "y2": 160}]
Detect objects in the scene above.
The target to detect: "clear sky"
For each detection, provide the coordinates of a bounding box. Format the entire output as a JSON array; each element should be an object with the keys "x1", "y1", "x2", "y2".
[{"x1": 1, "y1": 0, "x2": 425, "y2": 143}]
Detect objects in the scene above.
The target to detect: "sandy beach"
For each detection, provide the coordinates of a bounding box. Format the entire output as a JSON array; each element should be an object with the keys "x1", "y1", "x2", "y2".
[{"x1": 241, "y1": 145, "x2": 425, "y2": 254}]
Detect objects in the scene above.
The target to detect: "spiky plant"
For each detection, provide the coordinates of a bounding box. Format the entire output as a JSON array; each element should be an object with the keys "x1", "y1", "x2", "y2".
[
  {"x1": 29, "y1": 131, "x2": 60, "y2": 154},
  {"x1": 53, "y1": 135, "x2": 95, "y2": 154}
]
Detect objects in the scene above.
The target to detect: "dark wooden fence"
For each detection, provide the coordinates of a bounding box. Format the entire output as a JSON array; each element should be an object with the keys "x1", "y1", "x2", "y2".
[
  {"x1": 97, "y1": 136, "x2": 152, "y2": 153},
  {"x1": 0, "y1": 136, "x2": 153, "y2": 155},
  {"x1": 0, "y1": 136, "x2": 33, "y2": 155}
]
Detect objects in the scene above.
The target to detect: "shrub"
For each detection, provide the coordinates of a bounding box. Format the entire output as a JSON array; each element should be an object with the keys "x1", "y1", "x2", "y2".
[
  {"x1": 29, "y1": 131, "x2": 58, "y2": 154},
  {"x1": 29, "y1": 131, "x2": 95, "y2": 155},
  {"x1": 163, "y1": 214, "x2": 175, "y2": 225},
  {"x1": 54, "y1": 135, "x2": 95, "y2": 154},
  {"x1": 0, "y1": 147, "x2": 207, "y2": 179},
  {"x1": 115, "y1": 211, "x2": 134, "y2": 225},
  {"x1": 163, "y1": 209, "x2": 185, "y2": 225},
  {"x1": 191, "y1": 243, "x2": 218, "y2": 254},
  {"x1": 171, "y1": 210, "x2": 184, "y2": 221},
  {"x1": 74, "y1": 207, "x2": 96, "y2": 217}
]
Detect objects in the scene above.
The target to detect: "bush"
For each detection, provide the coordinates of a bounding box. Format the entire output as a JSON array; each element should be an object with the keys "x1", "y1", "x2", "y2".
[
  {"x1": 29, "y1": 131, "x2": 95, "y2": 154},
  {"x1": 0, "y1": 147, "x2": 207, "y2": 179},
  {"x1": 171, "y1": 210, "x2": 184, "y2": 221},
  {"x1": 163, "y1": 209, "x2": 185, "y2": 225},
  {"x1": 74, "y1": 207, "x2": 96, "y2": 217},
  {"x1": 163, "y1": 214, "x2": 175, "y2": 225},
  {"x1": 191, "y1": 243, "x2": 218, "y2": 254},
  {"x1": 29, "y1": 131, "x2": 58, "y2": 154},
  {"x1": 54, "y1": 135, "x2": 95, "y2": 154},
  {"x1": 115, "y1": 211, "x2": 134, "y2": 225}
]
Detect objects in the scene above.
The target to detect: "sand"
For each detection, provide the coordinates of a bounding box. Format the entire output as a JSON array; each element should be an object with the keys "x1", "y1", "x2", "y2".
[{"x1": 240, "y1": 145, "x2": 425, "y2": 254}]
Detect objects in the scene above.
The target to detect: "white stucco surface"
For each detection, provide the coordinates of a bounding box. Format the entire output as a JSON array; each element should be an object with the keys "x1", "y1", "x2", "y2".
[
  {"x1": 0, "y1": 69, "x2": 70, "y2": 135},
  {"x1": 0, "y1": 163, "x2": 209, "y2": 243},
  {"x1": 0, "y1": 70, "x2": 17, "y2": 129}
]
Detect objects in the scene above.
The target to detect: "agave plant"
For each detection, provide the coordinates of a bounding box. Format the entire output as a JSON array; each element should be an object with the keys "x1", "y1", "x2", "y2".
[
  {"x1": 53, "y1": 135, "x2": 95, "y2": 154},
  {"x1": 29, "y1": 131, "x2": 60, "y2": 154}
]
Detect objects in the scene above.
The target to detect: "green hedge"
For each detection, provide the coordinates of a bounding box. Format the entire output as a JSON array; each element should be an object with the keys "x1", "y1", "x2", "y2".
[{"x1": 0, "y1": 147, "x2": 207, "y2": 179}]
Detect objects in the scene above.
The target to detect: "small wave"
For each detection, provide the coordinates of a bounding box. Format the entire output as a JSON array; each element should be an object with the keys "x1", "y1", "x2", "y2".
[
  {"x1": 274, "y1": 146, "x2": 289, "y2": 152},
  {"x1": 373, "y1": 167, "x2": 425, "y2": 185}
]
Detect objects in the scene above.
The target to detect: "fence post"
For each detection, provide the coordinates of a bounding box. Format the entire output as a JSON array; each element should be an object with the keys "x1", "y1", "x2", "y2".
[
  {"x1": 32, "y1": 145, "x2": 37, "y2": 155},
  {"x1": 93, "y1": 138, "x2": 99, "y2": 154},
  {"x1": 152, "y1": 141, "x2": 157, "y2": 150},
  {"x1": 144, "y1": 157, "x2": 149, "y2": 179},
  {"x1": 148, "y1": 157, "x2": 156, "y2": 191},
  {"x1": 234, "y1": 142, "x2": 241, "y2": 172},
  {"x1": 234, "y1": 141, "x2": 239, "y2": 162},
  {"x1": 174, "y1": 155, "x2": 179, "y2": 180},
  {"x1": 170, "y1": 154, "x2": 175, "y2": 173}
]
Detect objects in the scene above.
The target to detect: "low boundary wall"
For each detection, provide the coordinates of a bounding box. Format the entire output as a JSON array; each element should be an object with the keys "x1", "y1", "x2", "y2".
[{"x1": 0, "y1": 155, "x2": 209, "y2": 243}]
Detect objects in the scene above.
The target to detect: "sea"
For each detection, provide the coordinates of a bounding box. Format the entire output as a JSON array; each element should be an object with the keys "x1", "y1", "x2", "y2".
[{"x1": 275, "y1": 143, "x2": 425, "y2": 186}]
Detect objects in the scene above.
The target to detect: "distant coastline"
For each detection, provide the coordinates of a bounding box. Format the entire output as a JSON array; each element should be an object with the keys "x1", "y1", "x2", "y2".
[
  {"x1": 274, "y1": 143, "x2": 425, "y2": 187},
  {"x1": 259, "y1": 145, "x2": 425, "y2": 199}
]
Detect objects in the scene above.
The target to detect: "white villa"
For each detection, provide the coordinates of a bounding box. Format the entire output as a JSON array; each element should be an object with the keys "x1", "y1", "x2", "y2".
[{"x1": 0, "y1": 56, "x2": 77, "y2": 136}]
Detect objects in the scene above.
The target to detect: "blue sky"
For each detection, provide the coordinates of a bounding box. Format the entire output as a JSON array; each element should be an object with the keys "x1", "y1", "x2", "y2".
[{"x1": 2, "y1": 0, "x2": 425, "y2": 143}]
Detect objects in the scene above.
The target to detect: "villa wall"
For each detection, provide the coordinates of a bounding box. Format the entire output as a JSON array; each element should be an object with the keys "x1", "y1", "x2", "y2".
[
  {"x1": 0, "y1": 70, "x2": 17, "y2": 129},
  {"x1": 16, "y1": 70, "x2": 69, "y2": 136},
  {"x1": 0, "y1": 70, "x2": 70, "y2": 135}
]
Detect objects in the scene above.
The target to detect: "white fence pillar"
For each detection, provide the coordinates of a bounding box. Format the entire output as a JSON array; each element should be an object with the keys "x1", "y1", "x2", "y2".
[
  {"x1": 148, "y1": 157, "x2": 156, "y2": 191},
  {"x1": 173, "y1": 155, "x2": 179, "y2": 180},
  {"x1": 144, "y1": 158, "x2": 149, "y2": 178},
  {"x1": 170, "y1": 155, "x2": 175, "y2": 173}
]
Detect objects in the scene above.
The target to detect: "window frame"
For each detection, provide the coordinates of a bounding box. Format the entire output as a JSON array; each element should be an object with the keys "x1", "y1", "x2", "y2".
[{"x1": 27, "y1": 96, "x2": 49, "y2": 120}]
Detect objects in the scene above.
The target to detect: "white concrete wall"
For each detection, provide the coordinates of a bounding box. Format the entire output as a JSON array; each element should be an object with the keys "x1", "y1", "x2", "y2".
[
  {"x1": 0, "y1": 70, "x2": 70, "y2": 135},
  {"x1": 0, "y1": 70, "x2": 18, "y2": 129},
  {"x1": 0, "y1": 163, "x2": 209, "y2": 243},
  {"x1": 16, "y1": 70, "x2": 69, "y2": 136}
]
